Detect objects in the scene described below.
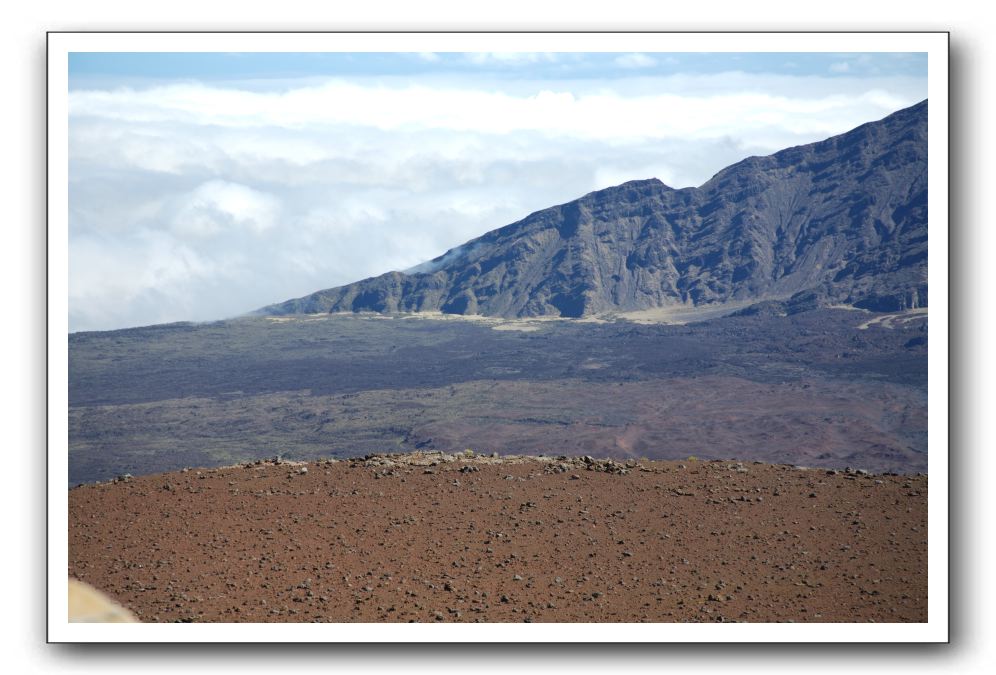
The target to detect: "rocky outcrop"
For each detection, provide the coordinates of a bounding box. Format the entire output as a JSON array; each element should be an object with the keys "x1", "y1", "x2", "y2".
[{"x1": 262, "y1": 101, "x2": 928, "y2": 318}]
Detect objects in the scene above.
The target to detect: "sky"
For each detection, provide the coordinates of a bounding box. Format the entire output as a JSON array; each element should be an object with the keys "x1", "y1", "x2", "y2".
[{"x1": 67, "y1": 52, "x2": 927, "y2": 332}]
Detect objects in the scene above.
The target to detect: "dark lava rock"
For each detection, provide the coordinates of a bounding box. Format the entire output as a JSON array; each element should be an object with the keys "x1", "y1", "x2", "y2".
[{"x1": 262, "y1": 101, "x2": 928, "y2": 319}]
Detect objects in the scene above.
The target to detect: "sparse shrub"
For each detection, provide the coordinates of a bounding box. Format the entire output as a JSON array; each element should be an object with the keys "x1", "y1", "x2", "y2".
[
  {"x1": 687, "y1": 455, "x2": 698, "y2": 462},
  {"x1": 464, "y1": 449, "x2": 474, "y2": 457}
]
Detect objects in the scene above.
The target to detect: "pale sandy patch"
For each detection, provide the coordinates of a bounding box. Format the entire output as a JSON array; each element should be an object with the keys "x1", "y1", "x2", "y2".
[
  {"x1": 615, "y1": 299, "x2": 759, "y2": 325},
  {"x1": 857, "y1": 308, "x2": 928, "y2": 330},
  {"x1": 397, "y1": 311, "x2": 607, "y2": 331},
  {"x1": 491, "y1": 322, "x2": 542, "y2": 332},
  {"x1": 69, "y1": 579, "x2": 138, "y2": 623}
]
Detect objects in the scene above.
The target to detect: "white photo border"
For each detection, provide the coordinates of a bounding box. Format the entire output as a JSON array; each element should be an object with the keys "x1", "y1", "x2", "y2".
[{"x1": 48, "y1": 30, "x2": 949, "y2": 643}]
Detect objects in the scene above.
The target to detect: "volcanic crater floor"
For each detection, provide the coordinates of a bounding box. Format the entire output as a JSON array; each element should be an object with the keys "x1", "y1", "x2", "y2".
[{"x1": 68, "y1": 452, "x2": 927, "y2": 623}]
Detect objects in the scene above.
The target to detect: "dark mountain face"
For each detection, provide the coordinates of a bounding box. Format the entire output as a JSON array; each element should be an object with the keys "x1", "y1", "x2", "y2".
[{"x1": 264, "y1": 101, "x2": 927, "y2": 318}]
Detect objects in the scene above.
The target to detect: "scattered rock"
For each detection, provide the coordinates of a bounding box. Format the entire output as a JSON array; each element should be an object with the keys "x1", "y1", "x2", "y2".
[{"x1": 68, "y1": 454, "x2": 928, "y2": 623}]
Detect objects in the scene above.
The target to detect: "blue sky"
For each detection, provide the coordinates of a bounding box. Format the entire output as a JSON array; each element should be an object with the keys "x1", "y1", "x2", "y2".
[
  {"x1": 68, "y1": 51, "x2": 927, "y2": 332},
  {"x1": 69, "y1": 51, "x2": 927, "y2": 87}
]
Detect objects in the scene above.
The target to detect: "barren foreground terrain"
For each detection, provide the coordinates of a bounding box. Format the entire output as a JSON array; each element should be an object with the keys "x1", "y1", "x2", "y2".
[{"x1": 69, "y1": 452, "x2": 927, "y2": 623}]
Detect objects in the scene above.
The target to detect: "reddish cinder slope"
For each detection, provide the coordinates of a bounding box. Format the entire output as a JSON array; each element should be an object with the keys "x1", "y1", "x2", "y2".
[{"x1": 68, "y1": 453, "x2": 927, "y2": 623}]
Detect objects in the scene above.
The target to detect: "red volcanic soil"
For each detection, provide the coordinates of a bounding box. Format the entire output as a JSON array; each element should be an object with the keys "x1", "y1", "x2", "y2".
[{"x1": 68, "y1": 453, "x2": 928, "y2": 623}]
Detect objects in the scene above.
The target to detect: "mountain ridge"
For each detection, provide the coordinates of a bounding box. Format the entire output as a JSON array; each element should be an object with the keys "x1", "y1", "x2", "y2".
[{"x1": 262, "y1": 100, "x2": 927, "y2": 318}]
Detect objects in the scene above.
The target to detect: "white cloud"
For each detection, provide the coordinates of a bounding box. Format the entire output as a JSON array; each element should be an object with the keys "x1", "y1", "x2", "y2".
[
  {"x1": 69, "y1": 77, "x2": 921, "y2": 146},
  {"x1": 69, "y1": 229, "x2": 239, "y2": 328},
  {"x1": 168, "y1": 180, "x2": 281, "y2": 237},
  {"x1": 830, "y1": 62, "x2": 851, "y2": 73},
  {"x1": 615, "y1": 53, "x2": 657, "y2": 69},
  {"x1": 68, "y1": 70, "x2": 926, "y2": 332}
]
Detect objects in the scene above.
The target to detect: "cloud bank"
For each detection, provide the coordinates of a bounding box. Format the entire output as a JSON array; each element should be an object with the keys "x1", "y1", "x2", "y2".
[{"x1": 68, "y1": 61, "x2": 926, "y2": 332}]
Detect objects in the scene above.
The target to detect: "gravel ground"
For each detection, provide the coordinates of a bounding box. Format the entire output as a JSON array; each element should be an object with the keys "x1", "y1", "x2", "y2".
[{"x1": 68, "y1": 452, "x2": 927, "y2": 623}]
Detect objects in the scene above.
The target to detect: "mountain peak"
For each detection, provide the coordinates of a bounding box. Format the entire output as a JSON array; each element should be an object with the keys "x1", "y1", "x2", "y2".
[{"x1": 263, "y1": 101, "x2": 927, "y2": 318}]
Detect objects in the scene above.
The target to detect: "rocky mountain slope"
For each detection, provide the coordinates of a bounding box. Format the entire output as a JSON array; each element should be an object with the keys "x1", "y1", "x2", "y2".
[{"x1": 263, "y1": 101, "x2": 927, "y2": 318}]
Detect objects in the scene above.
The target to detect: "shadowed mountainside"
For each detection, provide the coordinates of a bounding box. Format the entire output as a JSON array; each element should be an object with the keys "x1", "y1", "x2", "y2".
[{"x1": 263, "y1": 101, "x2": 927, "y2": 318}]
